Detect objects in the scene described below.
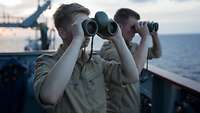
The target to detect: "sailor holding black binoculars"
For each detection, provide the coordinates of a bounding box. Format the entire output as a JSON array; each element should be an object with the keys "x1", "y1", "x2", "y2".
[{"x1": 34, "y1": 3, "x2": 139, "y2": 113}]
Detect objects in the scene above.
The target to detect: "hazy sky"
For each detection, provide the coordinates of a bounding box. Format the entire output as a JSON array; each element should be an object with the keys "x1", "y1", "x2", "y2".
[{"x1": 0, "y1": 0, "x2": 199, "y2": 34}]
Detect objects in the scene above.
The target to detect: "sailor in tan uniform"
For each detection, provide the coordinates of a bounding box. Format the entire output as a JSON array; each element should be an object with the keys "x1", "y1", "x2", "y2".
[
  {"x1": 100, "y1": 8, "x2": 162, "y2": 113},
  {"x1": 33, "y1": 3, "x2": 139, "y2": 113}
]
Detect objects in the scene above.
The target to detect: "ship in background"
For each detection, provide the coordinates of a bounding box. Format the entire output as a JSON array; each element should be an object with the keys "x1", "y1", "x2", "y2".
[
  {"x1": 0, "y1": 0, "x2": 199, "y2": 113},
  {"x1": 0, "y1": 0, "x2": 56, "y2": 51}
]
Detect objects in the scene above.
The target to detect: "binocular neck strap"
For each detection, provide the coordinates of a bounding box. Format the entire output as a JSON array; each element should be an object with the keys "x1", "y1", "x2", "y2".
[{"x1": 87, "y1": 36, "x2": 95, "y2": 62}]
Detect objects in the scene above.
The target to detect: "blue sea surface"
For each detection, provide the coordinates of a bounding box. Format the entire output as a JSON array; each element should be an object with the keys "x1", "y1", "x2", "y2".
[
  {"x1": 148, "y1": 34, "x2": 200, "y2": 82},
  {"x1": 91, "y1": 34, "x2": 200, "y2": 82}
]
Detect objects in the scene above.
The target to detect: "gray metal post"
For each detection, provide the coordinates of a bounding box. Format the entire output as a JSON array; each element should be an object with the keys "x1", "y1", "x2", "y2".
[{"x1": 152, "y1": 76, "x2": 177, "y2": 113}]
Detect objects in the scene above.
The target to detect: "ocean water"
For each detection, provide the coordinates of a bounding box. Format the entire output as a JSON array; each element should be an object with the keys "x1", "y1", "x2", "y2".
[
  {"x1": 148, "y1": 34, "x2": 200, "y2": 82},
  {"x1": 0, "y1": 34, "x2": 200, "y2": 82},
  {"x1": 92, "y1": 34, "x2": 200, "y2": 82}
]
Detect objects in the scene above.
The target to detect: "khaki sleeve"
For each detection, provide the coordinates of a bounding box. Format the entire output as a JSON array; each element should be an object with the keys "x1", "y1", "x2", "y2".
[
  {"x1": 33, "y1": 55, "x2": 55, "y2": 113},
  {"x1": 100, "y1": 57, "x2": 129, "y2": 85},
  {"x1": 130, "y1": 43, "x2": 154, "y2": 59},
  {"x1": 100, "y1": 41, "x2": 119, "y2": 62},
  {"x1": 129, "y1": 43, "x2": 138, "y2": 56}
]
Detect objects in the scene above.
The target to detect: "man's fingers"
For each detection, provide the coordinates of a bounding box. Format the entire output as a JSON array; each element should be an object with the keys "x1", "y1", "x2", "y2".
[
  {"x1": 139, "y1": 22, "x2": 143, "y2": 28},
  {"x1": 143, "y1": 21, "x2": 147, "y2": 27},
  {"x1": 135, "y1": 22, "x2": 140, "y2": 31}
]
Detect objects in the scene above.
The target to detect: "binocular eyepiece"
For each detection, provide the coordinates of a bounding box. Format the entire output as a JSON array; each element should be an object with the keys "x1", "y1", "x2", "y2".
[
  {"x1": 147, "y1": 22, "x2": 159, "y2": 32},
  {"x1": 82, "y1": 19, "x2": 98, "y2": 36},
  {"x1": 82, "y1": 11, "x2": 118, "y2": 37}
]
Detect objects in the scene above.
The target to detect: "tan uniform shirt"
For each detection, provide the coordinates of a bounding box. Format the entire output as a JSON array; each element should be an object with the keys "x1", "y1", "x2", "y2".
[
  {"x1": 34, "y1": 44, "x2": 130, "y2": 113},
  {"x1": 100, "y1": 41, "x2": 155, "y2": 113}
]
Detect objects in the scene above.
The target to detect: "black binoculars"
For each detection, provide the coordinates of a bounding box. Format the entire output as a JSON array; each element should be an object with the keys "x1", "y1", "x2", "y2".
[
  {"x1": 147, "y1": 22, "x2": 159, "y2": 32},
  {"x1": 82, "y1": 11, "x2": 118, "y2": 37}
]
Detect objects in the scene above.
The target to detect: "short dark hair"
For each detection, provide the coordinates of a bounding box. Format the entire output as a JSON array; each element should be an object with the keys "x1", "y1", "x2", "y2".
[
  {"x1": 114, "y1": 8, "x2": 140, "y2": 24},
  {"x1": 53, "y1": 3, "x2": 90, "y2": 30}
]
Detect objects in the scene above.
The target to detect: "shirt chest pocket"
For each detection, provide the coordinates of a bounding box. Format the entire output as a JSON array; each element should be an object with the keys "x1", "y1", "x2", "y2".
[{"x1": 82, "y1": 70, "x2": 105, "y2": 97}]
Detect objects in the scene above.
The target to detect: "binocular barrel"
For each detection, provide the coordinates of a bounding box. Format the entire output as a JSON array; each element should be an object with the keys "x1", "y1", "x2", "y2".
[
  {"x1": 82, "y1": 11, "x2": 118, "y2": 37},
  {"x1": 82, "y1": 12, "x2": 159, "y2": 36},
  {"x1": 82, "y1": 19, "x2": 98, "y2": 36},
  {"x1": 95, "y1": 11, "x2": 118, "y2": 37},
  {"x1": 147, "y1": 22, "x2": 159, "y2": 32}
]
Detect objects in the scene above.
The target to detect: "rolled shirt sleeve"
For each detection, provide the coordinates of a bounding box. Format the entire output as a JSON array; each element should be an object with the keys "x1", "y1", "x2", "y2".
[
  {"x1": 97, "y1": 56, "x2": 130, "y2": 86},
  {"x1": 100, "y1": 41, "x2": 120, "y2": 62}
]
